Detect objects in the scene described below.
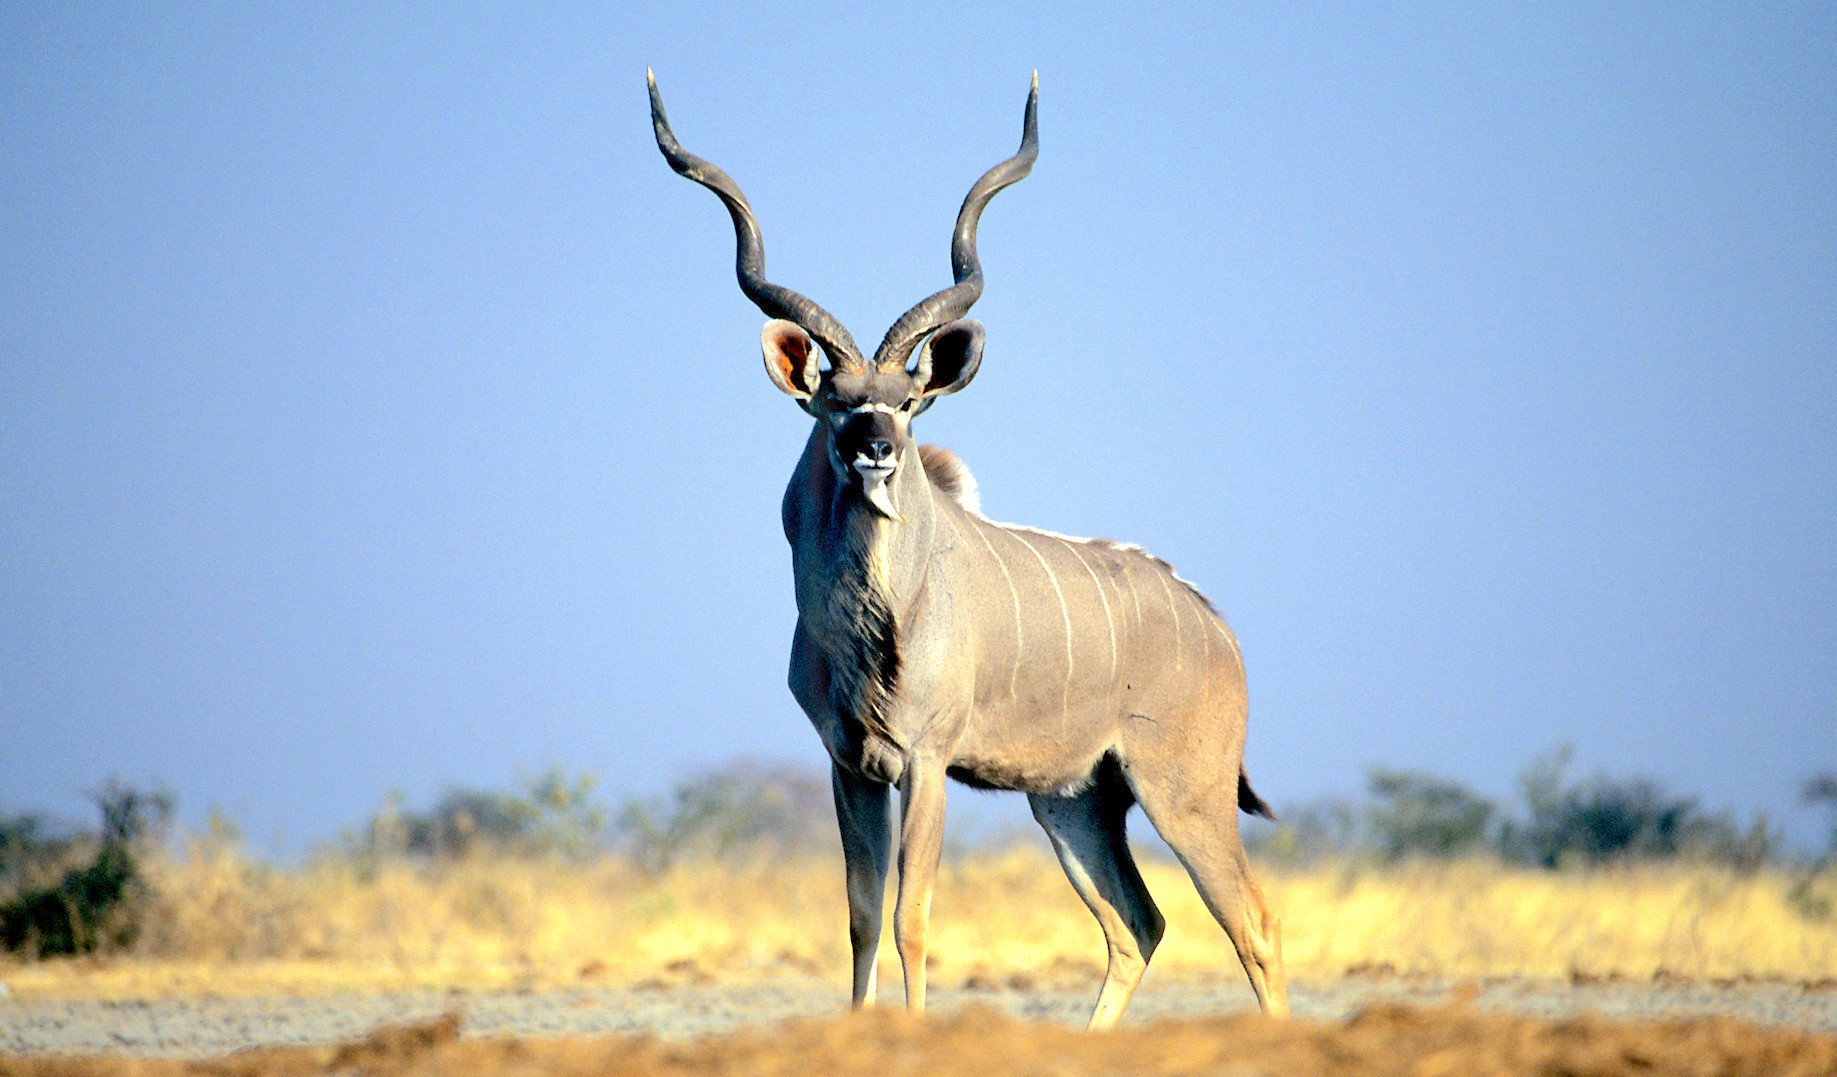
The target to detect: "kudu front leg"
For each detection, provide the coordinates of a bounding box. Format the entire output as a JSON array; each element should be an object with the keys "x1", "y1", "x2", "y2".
[
  {"x1": 894, "y1": 762, "x2": 948, "y2": 1014},
  {"x1": 831, "y1": 764, "x2": 892, "y2": 1007}
]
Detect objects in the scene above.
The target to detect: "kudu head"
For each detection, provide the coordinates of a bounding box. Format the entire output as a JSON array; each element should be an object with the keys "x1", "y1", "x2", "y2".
[{"x1": 648, "y1": 70, "x2": 1037, "y2": 520}]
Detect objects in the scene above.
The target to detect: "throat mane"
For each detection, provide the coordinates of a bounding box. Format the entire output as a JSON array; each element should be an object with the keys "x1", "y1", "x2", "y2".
[{"x1": 812, "y1": 499, "x2": 903, "y2": 747}]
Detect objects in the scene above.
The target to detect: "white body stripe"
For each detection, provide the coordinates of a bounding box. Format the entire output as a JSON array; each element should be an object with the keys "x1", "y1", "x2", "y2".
[
  {"x1": 961, "y1": 477, "x2": 1232, "y2": 695},
  {"x1": 966, "y1": 520, "x2": 1025, "y2": 701},
  {"x1": 1009, "y1": 530, "x2": 1075, "y2": 719},
  {"x1": 1153, "y1": 567, "x2": 1183, "y2": 672},
  {"x1": 1120, "y1": 567, "x2": 1144, "y2": 644},
  {"x1": 1193, "y1": 590, "x2": 1212, "y2": 666},
  {"x1": 1063, "y1": 541, "x2": 1118, "y2": 689}
]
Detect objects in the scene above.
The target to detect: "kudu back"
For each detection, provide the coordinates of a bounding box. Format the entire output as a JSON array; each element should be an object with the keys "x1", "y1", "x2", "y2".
[{"x1": 648, "y1": 70, "x2": 1287, "y2": 1028}]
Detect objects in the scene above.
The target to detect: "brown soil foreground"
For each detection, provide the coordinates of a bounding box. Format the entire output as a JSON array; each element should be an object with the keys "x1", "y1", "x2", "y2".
[{"x1": 5, "y1": 1002, "x2": 1836, "y2": 1077}]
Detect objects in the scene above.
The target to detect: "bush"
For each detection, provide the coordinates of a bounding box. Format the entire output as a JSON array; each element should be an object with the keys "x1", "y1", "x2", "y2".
[
  {"x1": 1500, "y1": 747, "x2": 1774, "y2": 869},
  {"x1": 1249, "y1": 750, "x2": 1775, "y2": 871},
  {"x1": 0, "y1": 813, "x2": 72, "y2": 894},
  {"x1": 0, "y1": 780, "x2": 172, "y2": 956},
  {"x1": 350, "y1": 767, "x2": 607, "y2": 863},
  {"x1": 1365, "y1": 769, "x2": 1496, "y2": 861},
  {"x1": 614, "y1": 761, "x2": 832, "y2": 876},
  {"x1": 403, "y1": 787, "x2": 542, "y2": 857}
]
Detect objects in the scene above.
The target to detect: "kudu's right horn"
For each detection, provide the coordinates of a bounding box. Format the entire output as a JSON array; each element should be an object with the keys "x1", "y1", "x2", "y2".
[{"x1": 647, "y1": 69, "x2": 866, "y2": 372}]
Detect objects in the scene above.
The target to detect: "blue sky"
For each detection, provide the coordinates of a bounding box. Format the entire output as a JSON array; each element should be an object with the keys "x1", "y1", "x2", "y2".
[{"x1": 3, "y1": 3, "x2": 1833, "y2": 853}]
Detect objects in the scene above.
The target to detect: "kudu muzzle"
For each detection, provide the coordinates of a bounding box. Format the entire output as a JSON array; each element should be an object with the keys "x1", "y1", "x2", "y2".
[{"x1": 833, "y1": 409, "x2": 906, "y2": 520}]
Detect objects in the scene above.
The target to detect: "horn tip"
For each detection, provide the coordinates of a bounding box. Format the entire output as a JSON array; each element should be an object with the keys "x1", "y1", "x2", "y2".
[
  {"x1": 647, "y1": 69, "x2": 670, "y2": 139},
  {"x1": 1022, "y1": 73, "x2": 1039, "y2": 146},
  {"x1": 647, "y1": 66, "x2": 656, "y2": 87}
]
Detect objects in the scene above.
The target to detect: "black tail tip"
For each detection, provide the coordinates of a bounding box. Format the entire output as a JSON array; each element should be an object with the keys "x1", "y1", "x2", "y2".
[{"x1": 1239, "y1": 770, "x2": 1276, "y2": 820}]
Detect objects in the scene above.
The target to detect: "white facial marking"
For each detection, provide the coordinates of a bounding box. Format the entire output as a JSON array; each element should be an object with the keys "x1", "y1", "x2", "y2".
[{"x1": 855, "y1": 459, "x2": 902, "y2": 522}]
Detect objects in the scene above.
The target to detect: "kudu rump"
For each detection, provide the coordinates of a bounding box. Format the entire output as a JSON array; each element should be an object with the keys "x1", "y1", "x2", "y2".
[{"x1": 648, "y1": 71, "x2": 1287, "y2": 1028}]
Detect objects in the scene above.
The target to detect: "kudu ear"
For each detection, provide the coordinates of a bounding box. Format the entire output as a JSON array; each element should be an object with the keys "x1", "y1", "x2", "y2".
[
  {"x1": 914, "y1": 319, "x2": 984, "y2": 399},
  {"x1": 762, "y1": 319, "x2": 820, "y2": 400}
]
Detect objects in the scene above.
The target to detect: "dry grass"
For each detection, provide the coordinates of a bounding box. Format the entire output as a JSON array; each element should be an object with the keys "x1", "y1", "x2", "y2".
[{"x1": 1, "y1": 837, "x2": 1832, "y2": 999}]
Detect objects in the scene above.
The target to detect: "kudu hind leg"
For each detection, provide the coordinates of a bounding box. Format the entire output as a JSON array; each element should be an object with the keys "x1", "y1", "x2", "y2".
[
  {"x1": 1029, "y1": 783, "x2": 1166, "y2": 1029},
  {"x1": 1135, "y1": 781, "x2": 1288, "y2": 1015},
  {"x1": 832, "y1": 764, "x2": 892, "y2": 1007}
]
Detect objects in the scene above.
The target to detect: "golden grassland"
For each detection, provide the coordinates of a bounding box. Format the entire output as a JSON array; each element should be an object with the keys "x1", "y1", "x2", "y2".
[{"x1": 2, "y1": 838, "x2": 1833, "y2": 1000}]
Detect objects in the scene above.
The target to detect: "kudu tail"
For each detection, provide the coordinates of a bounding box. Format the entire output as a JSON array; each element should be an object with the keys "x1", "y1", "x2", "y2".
[{"x1": 1238, "y1": 769, "x2": 1276, "y2": 820}]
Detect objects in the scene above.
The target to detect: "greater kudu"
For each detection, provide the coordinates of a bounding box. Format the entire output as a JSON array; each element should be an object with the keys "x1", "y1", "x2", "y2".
[{"x1": 648, "y1": 71, "x2": 1287, "y2": 1028}]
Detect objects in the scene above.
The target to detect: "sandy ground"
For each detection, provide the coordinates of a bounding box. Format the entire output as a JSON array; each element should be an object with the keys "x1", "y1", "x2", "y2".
[{"x1": 1, "y1": 976, "x2": 1832, "y2": 1058}]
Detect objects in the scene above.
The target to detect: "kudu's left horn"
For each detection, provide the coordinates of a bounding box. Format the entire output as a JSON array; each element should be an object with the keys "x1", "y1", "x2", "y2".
[
  {"x1": 875, "y1": 72, "x2": 1039, "y2": 377},
  {"x1": 647, "y1": 69, "x2": 865, "y2": 372}
]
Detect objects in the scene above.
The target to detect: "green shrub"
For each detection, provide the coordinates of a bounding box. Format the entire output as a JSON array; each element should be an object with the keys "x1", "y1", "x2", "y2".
[
  {"x1": 1499, "y1": 747, "x2": 1774, "y2": 869},
  {"x1": 1365, "y1": 769, "x2": 1496, "y2": 861},
  {"x1": 0, "y1": 780, "x2": 172, "y2": 956}
]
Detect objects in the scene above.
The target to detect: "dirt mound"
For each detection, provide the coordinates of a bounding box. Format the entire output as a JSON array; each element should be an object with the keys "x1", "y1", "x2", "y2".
[{"x1": 4, "y1": 1001, "x2": 1834, "y2": 1076}]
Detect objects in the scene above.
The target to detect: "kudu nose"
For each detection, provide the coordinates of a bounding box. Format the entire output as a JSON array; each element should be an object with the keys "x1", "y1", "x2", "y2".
[{"x1": 864, "y1": 440, "x2": 895, "y2": 463}]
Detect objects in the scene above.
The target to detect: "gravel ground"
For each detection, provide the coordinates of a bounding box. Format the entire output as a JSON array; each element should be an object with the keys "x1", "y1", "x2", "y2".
[{"x1": 1, "y1": 978, "x2": 1832, "y2": 1058}]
